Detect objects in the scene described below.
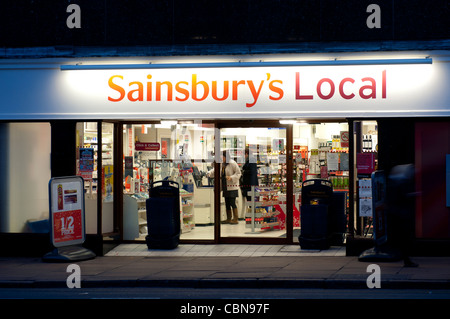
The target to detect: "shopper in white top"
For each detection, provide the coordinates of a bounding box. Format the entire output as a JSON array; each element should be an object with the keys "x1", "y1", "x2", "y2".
[{"x1": 208, "y1": 150, "x2": 241, "y2": 224}]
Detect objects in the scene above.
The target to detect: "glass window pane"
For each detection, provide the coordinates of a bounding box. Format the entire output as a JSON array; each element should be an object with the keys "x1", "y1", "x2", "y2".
[
  {"x1": 293, "y1": 122, "x2": 349, "y2": 243},
  {"x1": 355, "y1": 120, "x2": 378, "y2": 237},
  {"x1": 101, "y1": 122, "x2": 114, "y2": 234},
  {"x1": 76, "y1": 122, "x2": 115, "y2": 235},
  {"x1": 76, "y1": 122, "x2": 98, "y2": 234},
  {"x1": 123, "y1": 122, "x2": 215, "y2": 240}
]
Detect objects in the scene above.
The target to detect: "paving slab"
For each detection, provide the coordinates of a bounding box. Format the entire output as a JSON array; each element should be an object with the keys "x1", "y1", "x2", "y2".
[{"x1": 0, "y1": 245, "x2": 449, "y2": 289}]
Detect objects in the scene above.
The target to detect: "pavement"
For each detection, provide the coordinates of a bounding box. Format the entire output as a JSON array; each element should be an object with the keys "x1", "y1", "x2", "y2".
[{"x1": 0, "y1": 244, "x2": 449, "y2": 290}]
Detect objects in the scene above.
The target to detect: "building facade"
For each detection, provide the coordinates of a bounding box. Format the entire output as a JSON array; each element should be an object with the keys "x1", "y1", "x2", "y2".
[{"x1": 1, "y1": 1, "x2": 449, "y2": 256}]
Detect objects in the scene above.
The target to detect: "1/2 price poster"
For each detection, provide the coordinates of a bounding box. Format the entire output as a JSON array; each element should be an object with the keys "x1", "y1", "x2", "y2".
[{"x1": 49, "y1": 176, "x2": 85, "y2": 247}]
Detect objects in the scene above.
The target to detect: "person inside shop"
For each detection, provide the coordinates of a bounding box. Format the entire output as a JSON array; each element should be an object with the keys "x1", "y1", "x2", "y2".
[
  {"x1": 208, "y1": 150, "x2": 241, "y2": 224},
  {"x1": 240, "y1": 148, "x2": 258, "y2": 203}
]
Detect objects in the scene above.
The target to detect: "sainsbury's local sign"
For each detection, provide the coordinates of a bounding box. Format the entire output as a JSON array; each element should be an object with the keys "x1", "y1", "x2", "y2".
[
  {"x1": 107, "y1": 70, "x2": 387, "y2": 107},
  {"x1": 0, "y1": 58, "x2": 448, "y2": 120}
]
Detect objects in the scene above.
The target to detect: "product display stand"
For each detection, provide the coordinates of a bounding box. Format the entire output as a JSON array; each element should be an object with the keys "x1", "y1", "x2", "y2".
[
  {"x1": 245, "y1": 186, "x2": 280, "y2": 234},
  {"x1": 181, "y1": 191, "x2": 195, "y2": 232},
  {"x1": 245, "y1": 186, "x2": 257, "y2": 234},
  {"x1": 181, "y1": 172, "x2": 195, "y2": 233},
  {"x1": 123, "y1": 194, "x2": 148, "y2": 240}
]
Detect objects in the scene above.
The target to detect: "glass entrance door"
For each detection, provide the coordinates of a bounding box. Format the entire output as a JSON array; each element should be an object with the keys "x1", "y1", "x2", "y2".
[{"x1": 218, "y1": 126, "x2": 291, "y2": 242}]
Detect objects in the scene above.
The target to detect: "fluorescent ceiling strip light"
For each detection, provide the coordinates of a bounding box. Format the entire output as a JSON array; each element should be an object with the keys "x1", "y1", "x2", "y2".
[
  {"x1": 279, "y1": 120, "x2": 298, "y2": 124},
  {"x1": 160, "y1": 120, "x2": 178, "y2": 126},
  {"x1": 60, "y1": 58, "x2": 432, "y2": 70}
]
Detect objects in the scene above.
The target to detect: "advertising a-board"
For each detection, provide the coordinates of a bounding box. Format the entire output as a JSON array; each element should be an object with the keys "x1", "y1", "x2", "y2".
[{"x1": 49, "y1": 176, "x2": 85, "y2": 247}]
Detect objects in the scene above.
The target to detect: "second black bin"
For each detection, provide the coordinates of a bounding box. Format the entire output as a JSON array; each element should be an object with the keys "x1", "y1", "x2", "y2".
[{"x1": 299, "y1": 179, "x2": 335, "y2": 250}]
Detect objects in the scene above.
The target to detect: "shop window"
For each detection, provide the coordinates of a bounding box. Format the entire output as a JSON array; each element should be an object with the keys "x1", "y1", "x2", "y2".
[
  {"x1": 0, "y1": 123, "x2": 51, "y2": 233},
  {"x1": 76, "y1": 122, "x2": 115, "y2": 235},
  {"x1": 354, "y1": 121, "x2": 378, "y2": 237},
  {"x1": 123, "y1": 122, "x2": 215, "y2": 240},
  {"x1": 293, "y1": 122, "x2": 350, "y2": 242},
  {"x1": 101, "y1": 122, "x2": 115, "y2": 234},
  {"x1": 76, "y1": 122, "x2": 98, "y2": 234}
]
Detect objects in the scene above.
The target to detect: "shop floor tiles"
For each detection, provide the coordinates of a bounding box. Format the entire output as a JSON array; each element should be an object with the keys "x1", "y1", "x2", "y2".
[
  {"x1": 136, "y1": 222, "x2": 299, "y2": 241},
  {"x1": 105, "y1": 244, "x2": 346, "y2": 257}
]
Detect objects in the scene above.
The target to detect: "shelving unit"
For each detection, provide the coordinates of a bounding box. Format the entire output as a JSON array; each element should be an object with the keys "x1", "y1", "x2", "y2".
[
  {"x1": 123, "y1": 194, "x2": 148, "y2": 240},
  {"x1": 245, "y1": 186, "x2": 280, "y2": 233},
  {"x1": 293, "y1": 142, "x2": 350, "y2": 192},
  {"x1": 221, "y1": 135, "x2": 245, "y2": 162},
  {"x1": 136, "y1": 198, "x2": 147, "y2": 235},
  {"x1": 181, "y1": 191, "x2": 195, "y2": 233},
  {"x1": 256, "y1": 152, "x2": 287, "y2": 194}
]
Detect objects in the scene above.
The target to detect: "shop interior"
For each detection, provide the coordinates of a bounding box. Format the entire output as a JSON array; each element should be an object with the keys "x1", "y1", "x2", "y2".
[{"x1": 75, "y1": 120, "x2": 378, "y2": 243}]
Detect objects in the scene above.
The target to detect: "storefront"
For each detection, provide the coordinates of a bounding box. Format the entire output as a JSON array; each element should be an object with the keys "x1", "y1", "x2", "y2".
[{"x1": 1, "y1": 50, "x2": 449, "y2": 256}]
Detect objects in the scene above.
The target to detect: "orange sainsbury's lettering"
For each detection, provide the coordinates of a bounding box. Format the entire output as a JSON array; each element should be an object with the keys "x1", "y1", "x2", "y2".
[
  {"x1": 232, "y1": 80, "x2": 245, "y2": 100},
  {"x1": 246, "y1": 80, "x2": 264, "y2": 107},
  {"x1": 211, "y1": 80, "x2": 229, "y2": 101},
  {"x1": 156, "y1": 81, "x2": 173, "y2": 101},
  {"x1": 108, "y1": 75, "x2": 125, "y2": 102},
  {"x1": 128, "y1": 81, "x2": 144, "y2": 101},
  {"x1": 192, "y1": 74, "x2": 209, "y2": 101},
  {"x1": 175, "y1": 81, "x2": 189, "y2": 101},
  {"x1": 269, "y1": 80, "x2": 284, "y2": 100},
  {"x1": 107, "y1": 74, "x2": 283, "y2": 106}
]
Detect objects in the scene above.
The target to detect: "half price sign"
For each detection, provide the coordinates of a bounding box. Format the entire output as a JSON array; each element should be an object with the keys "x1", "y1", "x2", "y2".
[{"x1": 49, "y1": 176, "x2": 85, "y2": 247}]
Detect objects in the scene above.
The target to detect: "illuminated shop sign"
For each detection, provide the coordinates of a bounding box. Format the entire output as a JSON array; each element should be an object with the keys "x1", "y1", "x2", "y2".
[
  {"x1": 0, "y1": 56, "x2": 447, "y2": 119},
  {"x1": 93, "y1": 63, "x2": 434, "y2": 119}
]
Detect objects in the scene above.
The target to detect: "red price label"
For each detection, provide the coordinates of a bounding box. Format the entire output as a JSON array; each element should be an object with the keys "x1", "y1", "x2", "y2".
[{"x1": 52, "y1": 210, "x2": 83, "y2": 244}]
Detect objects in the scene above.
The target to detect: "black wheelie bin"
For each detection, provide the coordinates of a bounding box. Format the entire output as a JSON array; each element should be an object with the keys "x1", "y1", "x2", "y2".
[
  {"x1": 145, "y1": 180, "x2": 181, "y2": 249},
  {"x1": 299, "y1": 179, "x2": 333, "y2": 250}
]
